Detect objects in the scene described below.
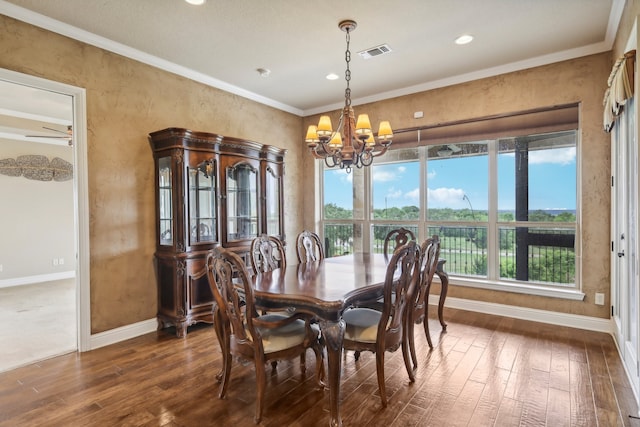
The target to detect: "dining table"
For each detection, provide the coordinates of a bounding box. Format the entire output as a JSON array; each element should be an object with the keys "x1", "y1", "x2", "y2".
[{"x1": 251, "y1": 252, "x2": 449, "y2": 427}]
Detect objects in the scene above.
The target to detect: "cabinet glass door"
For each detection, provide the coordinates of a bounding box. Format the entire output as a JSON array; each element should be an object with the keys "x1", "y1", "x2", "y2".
[
  {"x1": 265, "y1": 166, "x2": 281, "y2": 236},
  {"x1": 158, "y1": 156, "x2": 173, "y2": 245},
  {"x1": 188, "y1": 159, "x2": 217, "y2": 244},
  {"x1": 226, "y1": 163, "x2": 258, "y2": 241}
]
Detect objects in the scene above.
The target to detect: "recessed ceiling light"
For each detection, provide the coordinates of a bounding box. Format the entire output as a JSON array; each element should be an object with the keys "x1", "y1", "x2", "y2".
[
  {"x1": 185, "y1": 0, "x2": 206, "y2": 5},
  {"x1": 326, "y1": 73, "x2": 339, "y2": 80},
  {"x1": 455, "y1": 34, "x2": 474, "y2": 45}
]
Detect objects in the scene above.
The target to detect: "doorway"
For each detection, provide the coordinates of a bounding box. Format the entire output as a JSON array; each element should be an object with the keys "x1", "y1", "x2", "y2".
[
  {"x1": 0, "y1": 68, "x2": 89, "y2": 371},
  {"x1": 611, "y1": 23, "x2": 639, "y2": 401},
  {"x1": 612, "y1": 93, "x2": 639, "y2": 394}
]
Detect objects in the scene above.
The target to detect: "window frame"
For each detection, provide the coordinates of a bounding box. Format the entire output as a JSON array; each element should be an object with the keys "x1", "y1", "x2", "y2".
[{"x1": 319, "y1": 123, "x2": 583, "y2": 301}]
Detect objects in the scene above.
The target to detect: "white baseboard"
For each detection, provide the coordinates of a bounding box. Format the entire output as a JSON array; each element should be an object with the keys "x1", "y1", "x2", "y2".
[
  {"x1": 429, "y1": 294, "x2": 613, "y2": 334},
  {"x1": 89, "y1": 318, "x2": 158, "y2": 350},
  {"x1": 0, "y1": 271, "x2": 76, "y2": 289},
  {"x1": 87, "y1": 297, "x2": 613, "y2": 354}
]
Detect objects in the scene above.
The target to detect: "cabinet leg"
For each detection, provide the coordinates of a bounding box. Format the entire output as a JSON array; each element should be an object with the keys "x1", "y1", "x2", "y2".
[{"x1": 176, "y1": 322, "x2": 188, "y2": 338}]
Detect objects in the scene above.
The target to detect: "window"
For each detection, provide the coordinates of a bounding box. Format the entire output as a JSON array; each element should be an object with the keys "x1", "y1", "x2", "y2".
[
  {"x1": 320, "y1": 114, "x2": 579, "y2": 295},
  {"x1": 371, "y1": 158, "x2": 420, "y2": 253},
  {"x1": 323, "y1": 168, "x2": 357, "y2": 256}
]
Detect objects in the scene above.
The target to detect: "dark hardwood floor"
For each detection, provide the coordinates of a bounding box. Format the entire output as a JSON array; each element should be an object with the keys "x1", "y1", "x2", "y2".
[{"x1": 0, "y1": 307, "x2": 638, "y2": 426}]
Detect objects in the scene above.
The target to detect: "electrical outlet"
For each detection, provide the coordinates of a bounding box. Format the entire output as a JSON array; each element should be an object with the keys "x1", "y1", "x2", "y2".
[
  {"x1": 59, "y1": 258, "x2": 64, "y2": 265},
  {"x1": 52, "y1": 258, "x2": 59, "y2": 266},
  {"x1": 595, "y1": 292, "x2": 605, "y2": 305}
]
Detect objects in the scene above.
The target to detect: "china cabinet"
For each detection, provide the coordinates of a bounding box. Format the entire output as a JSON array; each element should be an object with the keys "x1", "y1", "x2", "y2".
[{"x1": 149, "y1": 128, "x2": 286, "y2": 336}]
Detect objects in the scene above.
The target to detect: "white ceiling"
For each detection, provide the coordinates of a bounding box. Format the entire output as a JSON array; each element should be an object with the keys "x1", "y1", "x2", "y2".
[{"x1": 0, "y1": 0, "x2": 625, "y2": 117}]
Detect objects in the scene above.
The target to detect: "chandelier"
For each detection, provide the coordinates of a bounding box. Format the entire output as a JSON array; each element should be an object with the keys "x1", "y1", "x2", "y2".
[{"x1": 305, "y1": 20, "x2": 393, "y2": 173}]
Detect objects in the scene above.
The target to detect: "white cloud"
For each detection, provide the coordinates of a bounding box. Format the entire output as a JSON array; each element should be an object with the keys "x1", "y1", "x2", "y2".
[
  {"x1": 503, "y1": 147, "x2": 576, "y2": 165},
  {"x1": 372, "y1": 165, "x2": 407, "y2": 182},
  {"x1": 529, "y1": 147, "x2": 575, "y2": 165},
  {"x1": 330, "y1": 169, "x2": 352, "y2": 183},
  {"x1": 427, "y1": 170, "x2": 436, "y2": 180},
  {"x1": 386, "y1": 188, "x2": 402, "y2": 199},
  {"x1": 372, "y1": 170, "x2": 397, "y2": 182},
  {"x1": 428, "y1": 187, "x2": 465, "y2": 206},
  {"x1": 405, "y1": 188, "x2": 419, "y2": 201}
]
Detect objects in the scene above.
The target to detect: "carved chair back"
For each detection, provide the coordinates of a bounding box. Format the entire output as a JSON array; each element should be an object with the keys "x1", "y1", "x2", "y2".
[
  {"x1": 383, "y1": 227, "x2": 416, "y2": 262},
  {"x1": 296, "y1": 230, "x2": 325, "y2": 263},
  {"x1": 249, "y1": 234, "x2": 286, "y2": 275}
]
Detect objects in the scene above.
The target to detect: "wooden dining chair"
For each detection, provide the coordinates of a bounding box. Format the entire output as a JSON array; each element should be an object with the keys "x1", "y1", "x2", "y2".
[
  {"x1": 341, "y1": 240, "x2": 421, "y2": 407},
  {"x1": 407, "y1": 236, "x2": 441, "y2": 369},
  {"x1": 206, "y1": 246, "x2": 324, "y2": 424},
  {"x1": 383, "y1": 227, "x2": 416, "y2": 261},
  {"x1": 249, "y1": 234, "x2": 286, "y2": 275},
  {"x1": 295, "y1": 230, "x2": 325, "y2": 263}
]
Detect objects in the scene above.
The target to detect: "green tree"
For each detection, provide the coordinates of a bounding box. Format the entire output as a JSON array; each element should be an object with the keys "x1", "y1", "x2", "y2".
[{"x1": 324, "y1": 203, "x2": 352, "y2": 219}]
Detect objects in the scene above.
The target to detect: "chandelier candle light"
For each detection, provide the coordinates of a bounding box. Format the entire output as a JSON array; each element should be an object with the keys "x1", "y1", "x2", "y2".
[{"x1": 305, "y1": 20, "x2": 393, "y2": 172}]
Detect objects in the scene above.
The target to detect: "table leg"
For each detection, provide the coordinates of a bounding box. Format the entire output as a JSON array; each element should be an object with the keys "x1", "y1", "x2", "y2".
[
  {"x1": 320, "y1": 319, "x2": 345, "y2": 427},
  {"x1": 436, "y1": 271, "x2": 448, "y2": 330},
  {"x1": 435, "y1": 260, "x2": 449, "y2": 331}
]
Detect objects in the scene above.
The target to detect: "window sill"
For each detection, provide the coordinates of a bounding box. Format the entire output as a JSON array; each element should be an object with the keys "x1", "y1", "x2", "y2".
[{"x1": 441, "y1": 276, "x2": 585, "y2": 301}]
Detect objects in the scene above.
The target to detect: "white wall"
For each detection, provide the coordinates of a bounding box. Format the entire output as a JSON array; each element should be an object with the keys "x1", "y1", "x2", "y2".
[{"x1": 0, "y1": 138, "x2": 75, "y2": 285}]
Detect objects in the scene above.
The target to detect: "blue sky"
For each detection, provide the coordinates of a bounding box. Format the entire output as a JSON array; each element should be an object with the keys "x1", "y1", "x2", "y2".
[{"x1": 324, "y1": 147, "x2": 576, "y2": 212}]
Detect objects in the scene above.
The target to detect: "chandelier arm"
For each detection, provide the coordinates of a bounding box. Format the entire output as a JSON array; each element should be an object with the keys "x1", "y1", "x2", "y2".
[
  {"x1": 369, "y1": 145, "x2": 392, "y2": 158},
  {"x1": 309, "y1": 149, "x2": 331, "y2": 160},
  {"x1": 359, "y1": 151, "x2": 374, "y2": 167},
  {"x1": 317, "y1": 142, "x2": 338, "y2": 157},
  {"x1": 324, "y1": 156, "x2": 338, "y2": 168}
]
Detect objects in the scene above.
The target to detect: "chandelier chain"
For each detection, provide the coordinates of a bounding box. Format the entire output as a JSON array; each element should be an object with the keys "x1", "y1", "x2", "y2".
[{"x1": 345, "y1": 29, "x2": 351, "y2": 107}]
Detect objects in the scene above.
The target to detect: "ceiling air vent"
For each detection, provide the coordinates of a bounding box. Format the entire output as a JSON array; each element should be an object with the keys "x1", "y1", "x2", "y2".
[{"x1": 357, "y1": 44, "x2": 392, "y2": 60}]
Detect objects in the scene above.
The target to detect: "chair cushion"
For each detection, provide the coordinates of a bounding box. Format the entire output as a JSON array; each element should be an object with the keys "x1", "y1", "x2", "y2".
[
  {"x1": 254, "y1": 314, "x2": 311, "y2": 353},
  {"x1": 343, "y1": 308, "x2": 381, "y2": 342}
]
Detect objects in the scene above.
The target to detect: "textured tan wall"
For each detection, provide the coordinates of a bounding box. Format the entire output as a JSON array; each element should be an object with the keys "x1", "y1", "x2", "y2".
[
  {"x1": 0, "y1": 15, "x2": 304, "y2": 333},
  {"x1": 613, "y1": 0, "x2": 638, "y2": 57},
  {"x1": 303, "y1": 53, "x2": 612, "y2": 318},
  {"x1": 0, "y1": 7, "x2": 628, "y2": 331}
]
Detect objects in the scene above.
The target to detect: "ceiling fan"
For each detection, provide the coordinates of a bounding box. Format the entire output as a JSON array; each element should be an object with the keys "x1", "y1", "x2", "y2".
[
  {"x1": 436, "y1": 144, "x2": 463, "y2": 157},
  {"x1": 25, "y1": 125, "x2": 73, "y2": 146}
]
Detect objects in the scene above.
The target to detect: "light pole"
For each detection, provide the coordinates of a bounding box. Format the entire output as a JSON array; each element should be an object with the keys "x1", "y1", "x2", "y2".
[
  {"x1": 463, "y1": 194, "x2": 476, "y2": 220},
  {"x1": 462, "y1": 194, "x2": 477, "y2": 243}
]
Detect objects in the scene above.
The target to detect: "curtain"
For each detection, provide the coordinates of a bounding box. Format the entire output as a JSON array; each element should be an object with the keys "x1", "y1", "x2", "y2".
[{"x1": 604, "y1": 50, "x2": 635, "y2": 132}]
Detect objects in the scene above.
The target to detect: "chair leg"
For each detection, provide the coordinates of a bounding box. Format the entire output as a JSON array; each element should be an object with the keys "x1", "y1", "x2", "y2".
[
  {"x1": 218, "y1": 319, "x2": 232, "y2": 398},
  {"x1": 299, "y1": 351, "x2": 307, "y2": 374},
  {"x1": 354, "y1": 350, "x2": 361, "y2": 361},
  {"x1": 375, "y1": 351, "x2": 387, "y2": 407},
  {"x1": 423, "y1": 285, "x2": 434, "y2": 348},
  {"x1": 213, "y1": 309, "x2": 226, "y2": 382},
  {"x1": 254, "y1": 358, "x2": 267, "y2": 424},
  {"x1": 406, "y1": 317, "x2": 418, "y2": 372},
  {"x1": 312, "y1": 340, "x2": 326, "y2": 388},
  {"x1": 402, "y1": 331, "x2": 416, "y2": 383},
  {"x1": 219, "y1": 346, "x2": 232, "y2": 399}
]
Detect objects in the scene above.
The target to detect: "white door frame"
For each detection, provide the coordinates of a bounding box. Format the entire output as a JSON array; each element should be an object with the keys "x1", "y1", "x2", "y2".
[
  {"x1": 611, "y1": 20, "x2": 640, "y2": 401},
  {"x1": 0, "y1": 68, "x2": 90, "y2": 351}
]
